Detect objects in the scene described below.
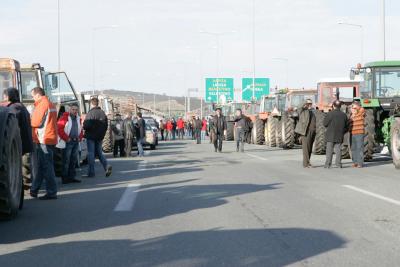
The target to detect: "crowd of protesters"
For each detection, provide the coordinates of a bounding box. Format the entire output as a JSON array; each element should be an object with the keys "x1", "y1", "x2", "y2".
[{"x1": 158, "y1": 116, "x2": 208, "y2": 143}]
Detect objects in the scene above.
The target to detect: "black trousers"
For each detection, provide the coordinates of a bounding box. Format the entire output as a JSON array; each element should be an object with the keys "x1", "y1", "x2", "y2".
[
  {"x1": 301, "y1": 131, "x2": 315, "y2": 167},
  {"x1": 194, "y1": 129, "x2": 201, "y2": 144},
  {"x1": 160, "y1": 129, "x2": 165, "y2": 141},
  {"x1": 113, "y1": 139, "x2": 125, "y2": 157},
  {"x1": 214, "y1": 133, "x2": 223, "y2": 151}
]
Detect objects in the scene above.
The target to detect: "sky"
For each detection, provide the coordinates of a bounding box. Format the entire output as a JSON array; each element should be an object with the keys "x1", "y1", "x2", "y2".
[{"x1": 1, "y1": 0, "x2": 400, "y2": 97}]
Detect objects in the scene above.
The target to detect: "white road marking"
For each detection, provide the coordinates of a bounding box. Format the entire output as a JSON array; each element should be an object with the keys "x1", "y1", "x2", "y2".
[
  {"x1": 246, "y1": 153, "x2": 268, "y2": 161},
  {"x1": 114, "y1": 184, "x2": 141, "y2": 211},
  {"x1": 343, "y1": 185, "x2": 400, "y2": 206}
]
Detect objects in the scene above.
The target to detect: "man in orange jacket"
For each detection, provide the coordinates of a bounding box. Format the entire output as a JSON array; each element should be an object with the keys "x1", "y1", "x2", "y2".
[{"x1": 30, "y1": 87, "x2": 59, "y2": 200}]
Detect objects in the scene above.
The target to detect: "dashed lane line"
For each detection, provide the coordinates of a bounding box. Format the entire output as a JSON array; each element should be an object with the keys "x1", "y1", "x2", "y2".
[
  {"x1": 246, "y1": 153, "x2": 268, "y2": 161},
  {"x1": 343, "y1": 185, "x2": 400, "y2": 207},
  {"x1": 114, "y1": 184, "x2": 141, "y2": 211}
]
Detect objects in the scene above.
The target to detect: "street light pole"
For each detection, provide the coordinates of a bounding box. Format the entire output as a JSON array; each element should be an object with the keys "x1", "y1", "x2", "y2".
[
  {"x1": 57, "y1": 0, "x2": 61, "y2": 71},
  {"x1": 252, "y1": 0, "x2": 256, "y2": 101},
  {"x1": 92, "y1": 25, "x2": 118, "y2": 95},
  {"x1": 338, "y1": 22, "x2": 364, "y2": 63},
  {"x1": 200, "y1": 30, "x2": 236, "y2": 105},
  {"x1": 382, "y1": 0, "x2": 386, "y2": 61},
  {"x1": 272, "y1": 58, "x2": 289, "y2": 89}
]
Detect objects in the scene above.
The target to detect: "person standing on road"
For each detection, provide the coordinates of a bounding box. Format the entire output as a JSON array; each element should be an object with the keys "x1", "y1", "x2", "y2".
[
  {"x1": 323, "y1": 100, "x2": 349, "y2": 168},
  {"x1": 193, "y1": 116, "x2": 202, "y2": 144},
  {"x1": 2, "y1": 88, "x2": 33, "y2": 155},
  {"x1": 29, "y1": 87, "x2": 58, "y2": 200},
  {"x1": 83, "y1": 97, "x2": 112, "y2": 178},
  {"x1": 212, "y1": 108, "x2": 227, "y2": 152},
  {"x1": 57, "y1": 103, "x2": 83, "y2": 184},
  {"x1": 166, "y1": 119, "x2": 173, "y2": 141},
  {"x1": 295, "y1": 99, "x2": 316, "y2": 168},
  {"x1": 234, "y1": 109, "x2": 247, "y2": 152},
  {"x1": 159, "y1": 119, "x2": 165, "y2": 141},
  {"x1": 135, "y1": 112, "x2": 146, "y2": 157},
  {"x1": 111, "y1": 114, "x2": 125, "y2": 157},
  {"x1": 171, "y1": 118, "x2": 177, "y2": 140},
  {"x1": 123, "y1": 112, "x2": 135, "y2": 157},
  {"x1": 177, "y1": 117, "x2": 185, "y2": 139},
  {"x1": 350, "y1": 99, "x2": 366, "y2": 168},
  {"x1": 208, "y1": 116, "x2": 214, "y2": 144},
  {"x1": 201, "y1": 117, "x2": 207, "y2": 140}
]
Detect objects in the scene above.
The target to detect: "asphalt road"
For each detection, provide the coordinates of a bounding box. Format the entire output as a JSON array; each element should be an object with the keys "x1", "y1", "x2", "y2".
[{"x1": 1, "y1": 139, "x2": 400, "y2": 267}]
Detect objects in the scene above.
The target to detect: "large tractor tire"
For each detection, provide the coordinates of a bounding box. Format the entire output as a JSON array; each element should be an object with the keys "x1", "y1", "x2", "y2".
[
  {"x1": 364, "y1": 109, "x2": 376, "y2": 162},
  {"x1": 391, "y1": 117, "x2": 400, "y2": 169},
  {"x1": 0, "y1": 109, "x2": 23, "y2": 220},
  {"x1": 341, "y1": 132, "x2": 351, "y2": 159},
  {"x1": 266, "y1": 117, "x2": 277, "y2": 147},
  {"x1": 226, "y1": 121, "x2": 235, "y2": 141},
  {"x1": 313, "y1": 111, "x2": 326, "y2": 155},
  {"x1": 281, "y1": 113, "x2": 295, "y2": 149},
  {"x1": 252, "y1": 119, "x2": 265, "y2": 145},
  {"x1": 102, "y1": 121, "x2": 113, "y2": 153},
  {"x1": 22, "y1": 154, "x2": 31, "y2": 191},
  {"x1": 275, "y1": 118, "x2": 283, "y2": 147}
]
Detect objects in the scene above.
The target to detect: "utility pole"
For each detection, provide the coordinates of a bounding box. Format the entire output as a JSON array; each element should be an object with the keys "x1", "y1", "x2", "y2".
[
  {"x1": 382, "y1": 0, "x2": 386, "y2": 61},
  {"x1": 153, "y1": 94, "x2": 156, "y2": 112},
  {"x1": 252, "y1": 0, "x2": 256, "y2": 101},
  {"x1": 57, "y1": 0, "x2": 61, "y2": 71},
  {"x1": 168, "y1": 96, "x2": 171, "y2": 117}
]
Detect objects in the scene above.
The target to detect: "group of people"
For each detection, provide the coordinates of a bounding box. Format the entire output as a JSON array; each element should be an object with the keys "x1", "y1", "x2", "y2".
[
  {"x1": 1, "y1": 86, "x2": 150, "y2": 200},
  {"x1": 110, "y1": 112, "x2": 146, "y2": 158},
  {"x1": 295, "y1": 98, "x2": 366, "y2": 168},
  {"x1": 159, "y1": 116, "x2": 208, "y2": 144}
]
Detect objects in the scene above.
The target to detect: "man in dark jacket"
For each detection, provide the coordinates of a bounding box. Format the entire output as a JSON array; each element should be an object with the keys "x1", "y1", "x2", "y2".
[
  {"x1": 323, "y1": 100, "x2": 349, "y2": 168},
  {"x1": 83, "y1": 97, "x2": 112, "y2": 177},
  {"x1": 111, "y1": 114, "x2": 125, "y2": 157},
  {"x1": 135, "y1": 112, "x2": 146, "y2": 157},
  {"x1": 295, "y1": 99, "x2": 316, "y2": 168},
  {"x1": 123, "y1": 112, "x2": 135, "y2": 157},
  {"x1": 2, "y1": 88, "x2": 33, "y2": 154},
  {"x1": 234, "y1": 109, "x2": 247, "y2": 152},
  {"x1": 212, "y1": 108, "x2": 227, "y2": 152},
  {"x1": 193, "y1": 116, "x2": 202, "y2": 144}
]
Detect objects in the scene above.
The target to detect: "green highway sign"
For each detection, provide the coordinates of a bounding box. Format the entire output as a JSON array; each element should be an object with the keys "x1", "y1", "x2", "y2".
[
  {"x1": 242, "y1": 78, "x2": 270, "y2": 101},
  {"x1": 205, "y1": 78, "x2": 234, "y2": 103}
]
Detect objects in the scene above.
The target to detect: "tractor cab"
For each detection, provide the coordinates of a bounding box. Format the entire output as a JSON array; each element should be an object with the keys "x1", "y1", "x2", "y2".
[
  {"x1": 286, "y1": 89, "x2": 317, "y2": 110},
  {"x1": 0, "y1": 58, "x2": 21, "y2": 98},
  {"x1": 317, "y1": 78, "x2": 360, "y2": 113}
]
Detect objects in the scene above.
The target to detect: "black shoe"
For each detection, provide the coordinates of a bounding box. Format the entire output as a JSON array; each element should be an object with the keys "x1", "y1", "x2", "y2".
[
  {"x1": 30, "y1": 192, "x2": 38, "y2": 198},
  {"x1": 214, "y1": 149, "x2": 217, "y2": 152},
  {"x1": 334, "y1": 165, "x2": 343, "y2": 169},
  {"x1": 39, "y1": 195, "x2": 57, "y2": 200},
  {"x1": 105, "y1": 165, "x2": 112, "y2": 177},
  {"x1": 71, "y1": 179, "x2": 81, "y2": 183},
  {"x1": 62, "y1": 179, "x2": 72, "y2": 184},
  {"x1": 218, "y1": 150, "x2": 222, "y2": 153}
]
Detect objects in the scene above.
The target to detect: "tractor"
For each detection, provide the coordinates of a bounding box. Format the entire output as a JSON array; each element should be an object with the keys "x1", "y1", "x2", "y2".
[
  {"x1": 0, "y1": 58, "x2": 24, "y2": 219},
  {"x1": 280, "y1": 89, "x2": 318, "y2": 149},
  {"x1": 313, "y1": 78, "x2": 360, "y2": 158},
  {"x1": 260, "y1": 94, "x2": 285, "y2": 147},
  {"x1": 350, "y1": 61, "x2": 400, "y2": 168}
]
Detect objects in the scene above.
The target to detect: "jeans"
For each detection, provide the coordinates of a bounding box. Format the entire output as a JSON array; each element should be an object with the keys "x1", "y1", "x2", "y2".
[
  {"x1": 201, "y1": 130, "x2": 206, "y2": 140},
  {"x1": 301, "y1": 131, "x2": 316, "y2": 167},
  {"x1": 160, "y1": 129, "x2": 165, "y2": 141},
  {"x1": 87, "y1": 139, "x2": 108, "y2": 176},
  {"x1": 325, "y1": 142, "x2": 342, "y2": 167},
  {"x1": 351, "y1": 134, "x2": 364, "y2": 166},
  {"x1": 194, "y1": 129, "x2": 201, "y2": 144},
  {"x1": 62, "y1": 141, "x2": 79, "y2": 180},
  {"x1": 235, "y1": 128, "x2": 245, "y2": 152},
  {"x1": 31, "y1": 144, "x2": 57, "y2": 196},
  {"x1": 137, "y1": 138, "x2": 144, "y2": 156},
  {"x1": 172, "y1": 130, "x2": 176, "y2": 140}
]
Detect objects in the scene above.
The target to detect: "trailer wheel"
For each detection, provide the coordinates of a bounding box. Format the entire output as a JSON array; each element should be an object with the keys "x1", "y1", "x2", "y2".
[
  {"x1": 102, "y1": 121, "x2": 113, "y2": 153},
  {"x1": 364, "y1": 109, "x2": 376, "y2": 162},
  {"x1": 252, "y1": 119, "x2": 265, "y2": 145},
  {"x1": 391, "y1": 117, "x2": 400, "y2": 169},
  {"x1": 0, "y1": 110, "x2": 23, "y2": 220},
  {"x1": 313, "y1": 110, "x2": 326, "y2": 155}
]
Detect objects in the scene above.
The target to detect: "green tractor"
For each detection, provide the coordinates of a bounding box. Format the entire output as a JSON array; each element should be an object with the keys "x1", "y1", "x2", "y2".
[{"x1": 351, "y1": 61, "x2": 400, "y2": 168}]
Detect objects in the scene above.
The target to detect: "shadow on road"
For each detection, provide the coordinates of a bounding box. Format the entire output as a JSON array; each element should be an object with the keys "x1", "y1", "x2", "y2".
[
  {"x1": 0, "y1": 228, "x2": 346, "y2": 267},
  {"x1": 0, "y1": 183, "x2": 281, "y2": 244}
]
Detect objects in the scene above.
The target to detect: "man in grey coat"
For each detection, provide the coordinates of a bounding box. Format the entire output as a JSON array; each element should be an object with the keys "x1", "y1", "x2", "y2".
[
  {"x1": 234, "y1": 109, "x2": 247, "y2": 152},
  {"x1": 323, "y1": 100, "x2": 349, "y2": 168},
  {"x1": 212, "y1": 108, "x2": 227, "y2": 152},
  {"x1": 295, "y1": 99, "x2": 316, "y2": 168}
]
